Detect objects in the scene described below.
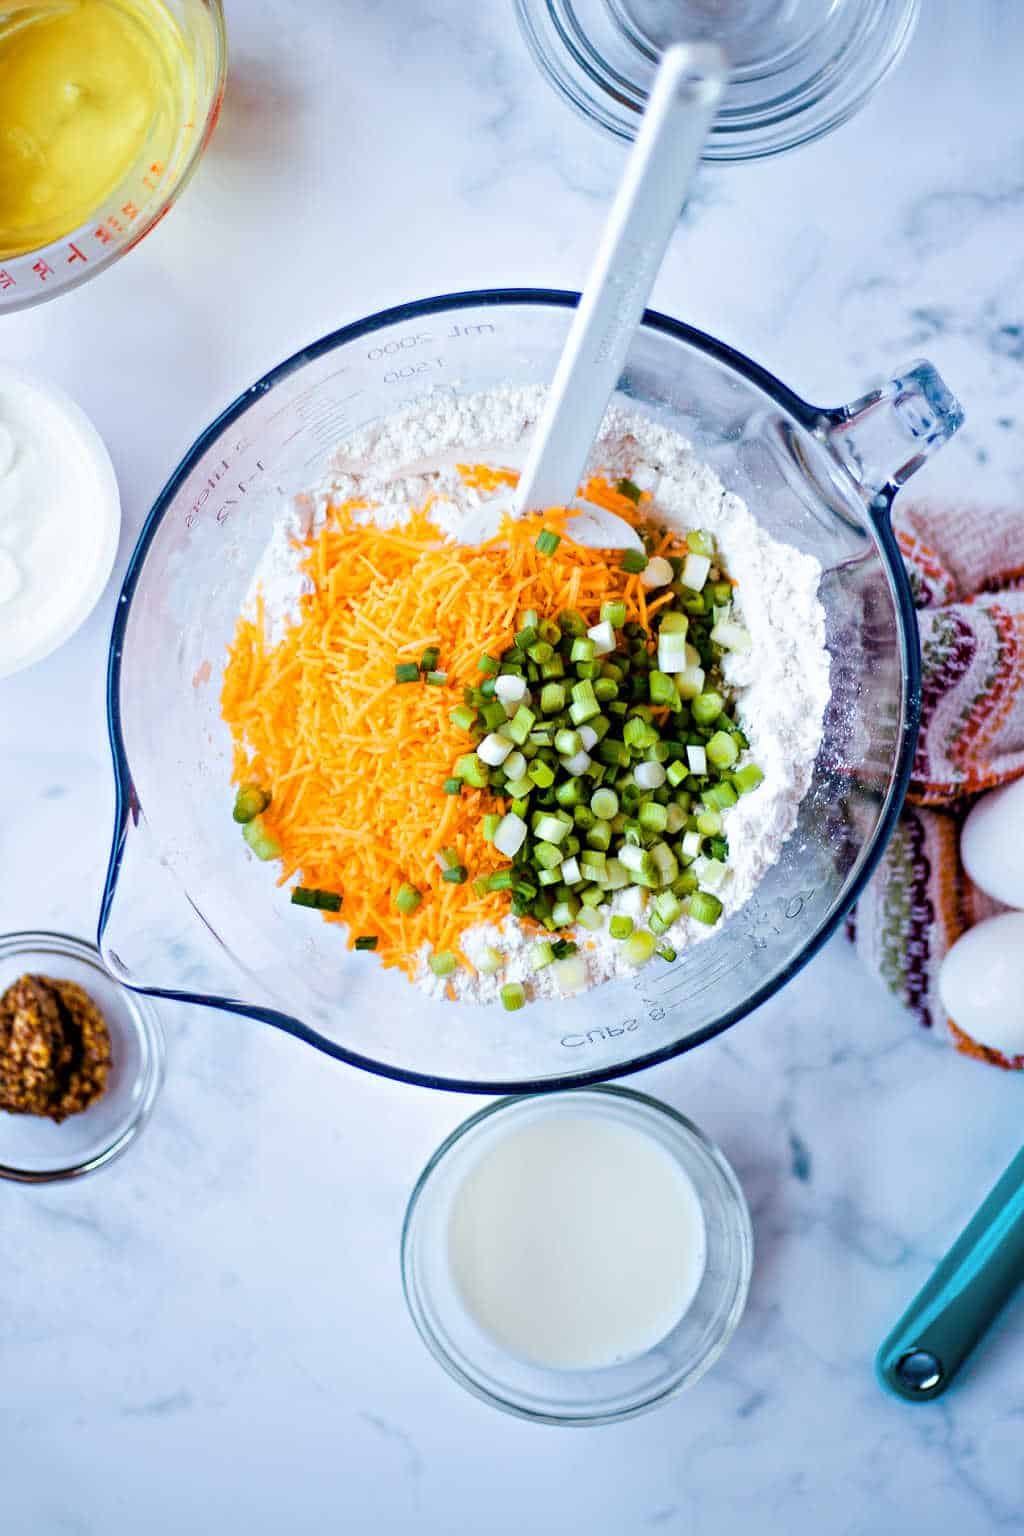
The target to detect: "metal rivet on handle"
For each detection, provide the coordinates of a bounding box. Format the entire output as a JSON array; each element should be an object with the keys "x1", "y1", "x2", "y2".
[{"x1": 895, "y1": 1349, "x2": 944, "y2": 1393}]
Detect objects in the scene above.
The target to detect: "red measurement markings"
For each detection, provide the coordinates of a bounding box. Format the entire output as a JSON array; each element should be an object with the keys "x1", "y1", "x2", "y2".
[
  {"x1": 66, "y1": 243, "x2": 87, "y2": 265},
  {"x1": 142, "y1": 160, "x2": 166, "y2": 193},
  {"x1": 32, "y1": 259, "x2": 54, "y2": 282},
  {"x1": 121, "y1": 202, "x2": 140, "y2": 223},
  {"x1": 0, "y1": 270, "x2": 15, "y2": 291}
]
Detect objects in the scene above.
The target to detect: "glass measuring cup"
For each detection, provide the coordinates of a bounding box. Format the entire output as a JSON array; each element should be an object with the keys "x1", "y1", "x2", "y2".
[
  {"x1": 0, "y1": 0, "x2": 226, "y2": 315},
  {"x1": 100, "y1": 290, "x2": 963, "y2": 1093}
]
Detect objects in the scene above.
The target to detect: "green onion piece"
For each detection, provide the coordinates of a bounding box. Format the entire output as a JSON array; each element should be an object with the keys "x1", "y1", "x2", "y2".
[
  {"x1": 425, "y1": 668, "x2": 448, "y2": 685},
  {"x1": 535, "y1": 529, "x2": 561, "y2": 556},
  {"x1": 540, "y1": 682, "x2": 566, "y2": 714},
  {"x1": 529, "y1": 760, "x2": 555, "y2": 789},
  {"x1": 624, "y1": 929, "x2": 657, "y2": 966},
  {"x1": 481, "y1": 699, "x2": 508, "y2": 730},
  {"x1": 590, "y1": 787, "x2": 619, "y2": 820},
  {"x1": 600, "y1": 600, "x2": 628, "y2": 628},
  {"x1": 707, "y1": 729, "x2": 739, "y2": 768},
  {"x1": 505, "y1": 705, "x2": 536, "y2": 745},
  {"x1": 450, "y1": 704, "x2": 477, "y2": 732},
  {"x1": 505, "y1": 775, "x2": 534, "y2": 799},
  {"x1": 558, "y1": 609, "x2": 587, "y2": 637},
  {"x1": 455, "y1": 753, "x2": 489, "y2": 788},
  {"x1": 691, "y1": 691, "x2": 725, "y2": 726},
  {"x1": 477, "y1": 945, "x2": 502, "y2": 974},
  {"x1": 436, "y1": 846, "x2": 460, "y2": 871},
  {"x1": 609, "y1": 914, "x2": 634, "y2": 940},
  {"x1": 616, "y1": 477, "x2": 642, "y2": 503},
  {"x1": 482, "y1": 812, "x2": 501, "y2": 842},
  {"x1": 515, "y1": 624, "x2": 539, "y2": 649},
  {"x1": 420, "y1": 645, "x2": 441, "y2": 672},
  {"x1": 555, "y1": 727, "x2": 583, "y2": 757},
  {"x1": 443, "y1": 778, "x2": 462, "y2": 796},
  {"x1": 656, "y1": 943, "x2": 677, "y2": 962},
  {"x1": 232, "y1": 784, "x2": 271, "y2": 824},
  {"x1": 532, "y1": 941, "x2": 555, "y2": 970},
  {"x1": 648, "y1": 670, "x2": 678, "y2": 707},
  {"x1": 621, "y1": 548, "x2": 649, "y2": 574},
  {"x1": 681, "y1": 553, "x2": 711, "y2": 591},
  {"x1": 291, "y1": 887, "x2": 342, "y2": 912},
  {"x1": 666, "y1": 759, "x2": 689, "y2": 787},
  {"x1": 528, "y1": 640, "x2": 554, "y2": 664},
  {"x1": 569, "y1": 679, "x2": 600, "y2": 725},
  {"x1": 394, "y1": 662, "x2": 420, "y2": 683},
  {"x1": 354, "y1": 936, "x2": 378, "y2": 951},
  {"x1": 242, "y1": 817, "x2": 281, "y2": 861},
  {"x1": 639, "y1": 801, "x2": 668, "y2": 833},
  {"x1": 550, "y1": 897, "x2": 580, "y2": 926},
  {"x1": 501, "y1": 982, "x2": 526, "y2": 1012},
  {"x1": 395, "y1": 882, "x2": 423, "y2": 915},
  {"x1": 570, "y1": 636, "x2": 597, "y2": 663},
  {"x1": 429, "y1": 951, "x2": 458, "y2": 976},
  {"x1": 687, "y1": 891, "x2": 723, "y2": 925},
  {"x1": 488, "y1": 869, "x2": 516, "y2": 891},
  {"x1": 732, "y1": 762, "x2": 765, "y2": 795},
  {"x1": 654, "y1": 890, "x2": 684, "y2": 925},
  {"x1": 577, "y1": 905, "x2": 604, "y2": 932},
  {"x1": 472, "y1": 875, "x2": 491, "y2": 898},
  {"x1": 702, "y1": 780, "x2": 738, "y2": 810},
  {"x1": 442, "y1": 865, "x2": 468, "y2": 884},
  {"x1": 478, "y1": 652, "x2": 500, "y2": 675},
  {"x1": 686, "y1": 529, "x2": 714, "y2": 557}
]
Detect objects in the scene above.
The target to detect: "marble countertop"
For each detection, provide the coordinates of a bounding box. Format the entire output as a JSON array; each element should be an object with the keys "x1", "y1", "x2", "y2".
[{"x1": 4, "y1": 2, "x2": 1024, "y2": 1531}]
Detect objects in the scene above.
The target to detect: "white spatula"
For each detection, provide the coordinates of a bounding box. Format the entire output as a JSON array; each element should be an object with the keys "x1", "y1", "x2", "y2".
[{"x1": 459, "y1": 42, "x2": 727, "y2": 550}]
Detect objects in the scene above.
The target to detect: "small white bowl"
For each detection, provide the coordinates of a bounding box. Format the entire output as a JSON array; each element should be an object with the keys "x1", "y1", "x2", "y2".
[{"x1": 0, "y1": 366, "x2": 120, "y2": 678}]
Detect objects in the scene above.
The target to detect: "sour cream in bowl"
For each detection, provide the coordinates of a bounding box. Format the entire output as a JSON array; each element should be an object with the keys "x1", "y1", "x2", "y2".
[{"x1": 0, "y1": 367, "x2": 120, "y2": 678}]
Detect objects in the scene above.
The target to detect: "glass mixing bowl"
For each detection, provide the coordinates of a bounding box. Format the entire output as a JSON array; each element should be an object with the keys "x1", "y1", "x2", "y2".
[
  {"x1": 99, "y1": 290, "x2": 963, "y2": 1093},
  {"x1": 0, "y1": 0, "x2": 226, "y2": 315}
]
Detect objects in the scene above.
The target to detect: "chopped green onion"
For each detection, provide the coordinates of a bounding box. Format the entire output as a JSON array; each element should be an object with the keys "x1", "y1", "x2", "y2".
[
  {"x1": 450, "y1": 704, "x2": 477, "y2": 732},
  {"x1": 570, "y1": 636, "x2": 597, "y2": 663},
  {"x1": 686, "y1": 529, "x2": 715, "y2": 557},
  {"x1": 616, "y1": 477, "x2": 642, "y2": 502},
  {"x1": 354, "y1": 936, "x2": 378, "y2": 951},
  {"x1": 532, "y1": 941, "x2": 555, "y2": 970},
  {"x1": 590, "y1": 787, "x2": 619, "y2": 820},
  {"x1": 501, "y1": 982, "x2": 526, "y2": 1012},
  {"x1": 290, "y1": 887, "x2": 342, "y2": 912},
  {"x1": 732, "y1": 762, "x2": 765, "y2": 795},
  {"x1": 535, "y1": 529, "x2": 561, "y2": 555},
  {"x1": 477, "y1": 946, "x2": 503, "y2": 974},
  {"x1": 394, "y1": 662, "x2": 420, "y2": 683},
  {"x1": 540, "y1": 682, "x2": 566, "y2": 714},
  {"x1": 681, "y1": 553, "x2": 711, "y2": 591},
  {"x1": 443, "y1": 779, "x2": 462, "y2": 799},
  {"x1": 706, "y1": 730, "x2": 739, "y2": 768},
  {"x1": 478, "y1": 652, "x2": 500, "y2": 674},
  {"x1": 420, "y1": 645, "x2": 441, "y2": 672},
  {"x1": 621, "y1": 548, "x2": 649, "y2": 574},
  {"x1": 429, "y1": 951, "x2": 458, "y2": 976},
  {"x1": 600, "y1": 600, "x2": 628, "y2": 628},
  {"x1": 656, "y1": 944, "x2": 677, "y2": 962},
  {"x1": 455, "y1": 753, "x2": 489, "y2": 788},
  {"x1": 609, "y1": 914, "x2": 634, "y2": 940},
  {"x1": 442, "y1": 865, "x2": 468, "y2": 884},
  {"x1": 242, "y1": 817, "x2": 281, "y2": 861},
  {"x1": 395, "y1": 882, "x2": 423, "y2": 915},
  {"x1": 692, "y1": 691, "x2": 725, "y2": 726},
  {"x1": 624, "y1": 929, "x2": 657, "y2": 966},
  {"x1": 687, "y1": 891, "x2": 723, "y2": 925},
  {"x1": 233, "y1": 784, "x2": 270, "y2": 824}
]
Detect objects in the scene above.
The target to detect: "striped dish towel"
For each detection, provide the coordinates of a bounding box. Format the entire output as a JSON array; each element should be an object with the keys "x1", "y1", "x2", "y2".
[{"x1": 847, "y1": 501, "x2": 1024, "y2": 1067}]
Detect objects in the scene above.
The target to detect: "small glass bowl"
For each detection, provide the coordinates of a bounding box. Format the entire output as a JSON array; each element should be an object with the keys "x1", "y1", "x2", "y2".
[
  {"x1": 402, "y1": 1086, "x2": 753, "y2": 1425},
  {"x1": 514, "y1": 0, "x2": 919, "y2": 159},
  {"x1": 0, "y1": 0, "x2": 227, "y2": 314},
  {"x1": 0, "y1": 932, "x2": 164, "y2": 1183}
]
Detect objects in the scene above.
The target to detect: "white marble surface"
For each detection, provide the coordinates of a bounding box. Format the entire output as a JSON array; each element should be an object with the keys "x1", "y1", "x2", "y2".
[{"x1": 4, "y1": 1, "x2": 1024, "y2": 1531}]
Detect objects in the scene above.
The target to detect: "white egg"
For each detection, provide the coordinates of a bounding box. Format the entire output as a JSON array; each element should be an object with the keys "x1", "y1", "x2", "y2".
[
  {"x1": 938, "y1": 912, "x2": 1024, "y2": 1058},
  {"x1": 961, "y1": 778, "x2": 1024, "y2": 907}
]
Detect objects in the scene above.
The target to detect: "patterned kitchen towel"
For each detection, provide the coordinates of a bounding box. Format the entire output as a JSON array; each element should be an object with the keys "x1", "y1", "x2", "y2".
[{"x1": 846, "y1": 501, "x2": 1024, "y2": 1067}]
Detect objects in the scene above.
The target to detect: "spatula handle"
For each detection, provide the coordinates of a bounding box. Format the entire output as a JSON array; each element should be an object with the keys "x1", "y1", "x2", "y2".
[
  {"x1": 513, "y1": 43, "x2": 727, "y2": 515},
  {"x1": 877, "y1": 1143, "x2": 1024, "y2": 1400}
]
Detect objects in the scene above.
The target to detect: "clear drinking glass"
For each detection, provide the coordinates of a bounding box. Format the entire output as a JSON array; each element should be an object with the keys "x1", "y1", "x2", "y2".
[
  {"x1": 0, "y1": 0, "x2": 226, "y2": 314},
  {"x1": 99, "y1": 290, "x2": 963, "y2": 1093}
]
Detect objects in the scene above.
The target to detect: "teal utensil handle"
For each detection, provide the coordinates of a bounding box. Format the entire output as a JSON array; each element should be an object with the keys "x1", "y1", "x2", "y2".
[{"x1": 877, "y1": 1144, "x2": 1024, "y2": 1401}]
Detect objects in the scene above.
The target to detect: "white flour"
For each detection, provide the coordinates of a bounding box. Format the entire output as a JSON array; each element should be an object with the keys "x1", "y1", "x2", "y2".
[{"x1": 243, "y1": 386, "x2": 830, "y2": 1004}]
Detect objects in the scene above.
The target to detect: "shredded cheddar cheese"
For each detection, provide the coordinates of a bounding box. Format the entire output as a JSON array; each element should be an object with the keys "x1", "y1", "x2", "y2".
[{"x1": 220, "y1": 475, "x2": 673, "y2": 978}]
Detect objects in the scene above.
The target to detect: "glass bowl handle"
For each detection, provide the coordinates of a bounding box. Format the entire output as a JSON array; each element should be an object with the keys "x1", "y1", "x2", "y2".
[{"x1": 817, "y1": 359, "x2": 965, "y2": 505}]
